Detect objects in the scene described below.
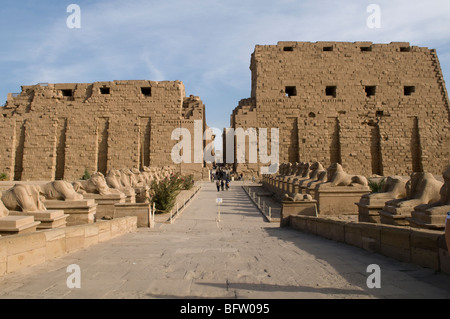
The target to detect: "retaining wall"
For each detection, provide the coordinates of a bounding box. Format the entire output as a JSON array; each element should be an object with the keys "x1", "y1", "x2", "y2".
[
  {"x1": 289, "y1": 215, "x2": 450, "y2": 275},
  {"x1": 0, "y1": 216, "x2": 137, "y2": 276}
]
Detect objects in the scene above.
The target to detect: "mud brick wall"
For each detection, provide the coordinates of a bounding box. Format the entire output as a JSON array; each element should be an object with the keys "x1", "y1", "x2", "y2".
[
  {"x1": 231, "y1": 41, "x2": 450, "y2": 177},
  {"x1": 0, "y1": 81, "x2": 208, "y2": 181},
  {"x1": 0, "y1": 121, "x2": 15, "y2": 180},
  {"x1": 229, "y1": 98, "x2": 259, "y2": 175},
  {"x1": 21, "y1": 117, "x2": 57, "y2": 180}
]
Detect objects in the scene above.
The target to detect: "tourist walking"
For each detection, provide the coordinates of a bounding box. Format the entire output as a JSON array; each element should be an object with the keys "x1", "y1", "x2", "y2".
[
  {"x1": 216, "y1": 180, "x2": 220, "y2": 192},
  {"x1": 220, "y1": 179, "x2": 224, "y2": 191}
]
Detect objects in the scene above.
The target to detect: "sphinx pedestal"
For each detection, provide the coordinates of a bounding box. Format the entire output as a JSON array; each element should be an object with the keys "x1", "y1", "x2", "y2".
[
  {"x1": 0, "y1": 216, "x2": 41, "y2": 235},
  {"x1": 114, "y1": 203, "x2": 154, "y2": 228},
  {"x1": 379, "y1": 203, "x2": 413, "y2": 226},
  {"x1": 9, "y1": 210, "x2": 68, "y2": 229},
  {"x1": 134, "y1": 187, "x2": 150, "y2": 203},
  {"x1": 83, "y1": 193, "x2": 126, "y2": 220},
  {"x1": 43, "y1": 199, "x2": 98, "y2": 226},
  {"x1": 315, "y1": 185, "x2": 371, "y2": 216},
  {"x1": 356, "y1": 195, "x2": 394, "y2": 224},
  {"x1": 280, "y1": 200, "x2": 317, "y2": 227},
  {"x1": 291, "y1": 178, "x2": 310, "y2": 195},
  {"x1": 407, "y1": 205, "x2": 450, "y2": 230},
  {"x1": 304, "y1": 185, "x2": 317, "y2": 197}
]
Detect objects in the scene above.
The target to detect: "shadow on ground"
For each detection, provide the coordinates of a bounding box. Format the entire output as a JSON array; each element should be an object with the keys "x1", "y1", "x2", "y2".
[{"x1": 261, "y1": 226, "x2": 450, "y2": 298}]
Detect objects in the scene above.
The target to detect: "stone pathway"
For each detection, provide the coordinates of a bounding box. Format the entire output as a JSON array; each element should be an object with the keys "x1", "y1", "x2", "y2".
[{"x1": 1, "y1": 181, "x2": 450, "y2": 300}]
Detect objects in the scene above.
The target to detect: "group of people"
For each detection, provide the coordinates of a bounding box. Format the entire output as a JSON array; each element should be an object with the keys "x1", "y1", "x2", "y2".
[{"x1": 216, "y1": 178, "x2": 230, "y2": 192}]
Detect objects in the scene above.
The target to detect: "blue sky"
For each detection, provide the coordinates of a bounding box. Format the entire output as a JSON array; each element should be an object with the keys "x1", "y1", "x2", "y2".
[{"x1": 1, "y1": 0, "x2": 450, "y2": 136}]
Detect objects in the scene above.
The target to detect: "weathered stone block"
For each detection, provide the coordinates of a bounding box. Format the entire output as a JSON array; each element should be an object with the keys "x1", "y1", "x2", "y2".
[
  {"x1": 344, "y1": 223, "x2": 363, "y2": 248},
  {"x1": 6, "y1": 231, "x2": 46, "y2": 256},
  {"x1": 9, "y1": 210, "x2": 68, "y2": 230},
  {"x1": 45, "y1": 235, "x2": 67, "y2": 260},
  {"x1": 97, "y1": 220, "x2": 112, "y2": 242},
  {"x1": 280, "y1": 200, "x2": 317, "y2": 227},
  {"x1": 380, "y1": 226, "x2": 412, "y2": 262},
  {"x1": 315, "y1": 186, "x2": 370, "y2": 216},
  {"x1": 65, "y1": 225, "x2": 86, "y2": 253},
  {"x1": 83, "y1": 193, "x2": 126, "y2": 220},
  {"x1": 290, "y1": 215, "x2": 308, "y2": 232},
  {"x1": 0, "y1": 238, "x2": 6, "y2": 275},
  {"x1": 114, "y1": 203, "x2": 152, "y2": 228},
  {"x1": 359, "y1": 223, "x2": 381, "y2": 253},
  {"x1": 7, "y1": 247, "x2": 46, "y2": 273},
  {"x1": 44, "y1": 199, "x2": 97, "y2": 226}
]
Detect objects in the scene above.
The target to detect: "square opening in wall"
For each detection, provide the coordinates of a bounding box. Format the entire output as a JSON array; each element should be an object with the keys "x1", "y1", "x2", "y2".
[
  {"x1": 61, "y1": 89, "x2": 73, "y2": 97},
  {"x1": 365, "y1": 86, "x2": 376, "y2": 97},
  {"x1": 285, "y1": 86, "x2": 297, "y2": 97},
  {"x1": 323, "y1": 46, "x2": 333, "y2": 52},
  {"x1": 283, "y1": 46, "x2": 294, "y2": 52},
  {"x1": 100, "y1": 87, "x2": 110, "y2": 95},
  {"x1": 326, "y1": 86, "x2": 336, "y2": 98},
  {"x1": 360, "y1": 46, "x2": 372, "y2": 52},
  {"x1": 404, "y1": 86, "x2": 415, "y2": 96},
  {"x1": 141, "y1": 87, "x2": 152, "y2": 96},
  {"x1": 400, "y1": 47, "x2": 411, "y2": 52}
]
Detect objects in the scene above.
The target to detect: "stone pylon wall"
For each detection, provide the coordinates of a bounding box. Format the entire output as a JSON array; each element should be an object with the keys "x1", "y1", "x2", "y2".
[
  {"x1": 0, "y1": 80, "x2": 209, "y2": 181},
  {"x1": 230, "y1": 41, "x2": 450, "y2": 176}
]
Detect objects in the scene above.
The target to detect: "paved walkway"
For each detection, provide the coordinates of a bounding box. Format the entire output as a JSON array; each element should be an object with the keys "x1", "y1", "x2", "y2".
[{"x1": 1, "y1": 181, "x2": 450, "y2": 299}]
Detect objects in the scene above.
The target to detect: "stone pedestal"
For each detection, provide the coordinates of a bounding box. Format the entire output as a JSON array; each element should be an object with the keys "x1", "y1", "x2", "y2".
[
  {"x1": 280, "y1": 200, "x2": 317, "y2": 227},
  {"x1": 407, "y1": 205, "x2": 450, "y2": 230},
  {"x1": 302, "y1": 181, "x2": 317, "y2": 195},
  {"x1": 356, "y1": 195, "x2": 395, "y2": 224},
  {"x1": 134, "y1": 187, "x2": 150, "y2": 203},
  {"x1": 291, "y1": 178, "x2": 307, "y2": 194},
  {"x1": 304, "y1": 180, "x2": 327, "y2": 197},
  {"x1": 114, "y1": 203, "x2": 154, "y2": 228},
  {"x1": 274, "y1": 177, "x2": 284, "y2": 189},
  {"x1": 315, "y1": 185, "x2": 371, "y2": 216},
  {"x1": 0, "y1": 216, "x2": 40, "y2": 235},
  {"x1": 83, "y1": 193, "x2": 126, "y2": 220},
  {"x1": 125, "y1": 193, "x2": 136, "y2": 204},
  {"x1": 43, "y1": 199, "x2": 97, "y2": 226},
  {"x1": 9, "y1": 210, "x2": 68, "y2": 229},
  {"x1": 115, "y1": 189, "x2": 135, "y2": 204},
  {"x1": 379, "y1": 201, "x2": 414, "y2": 226},
  {"x1": 285, "y1": 176, "x2": 302, "y2": 194}
]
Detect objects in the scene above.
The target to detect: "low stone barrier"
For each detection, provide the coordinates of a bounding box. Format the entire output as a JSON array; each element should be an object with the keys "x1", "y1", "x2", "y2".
[
  {"x1": 0, "y1": 216, "x2": 137, "y2": 276},
  {"x1": 114, "y1": 203, "x2": 153, "y2": 228},
  {"x1": 289, "y1": 215, "x2": 450, "y2": 275}
]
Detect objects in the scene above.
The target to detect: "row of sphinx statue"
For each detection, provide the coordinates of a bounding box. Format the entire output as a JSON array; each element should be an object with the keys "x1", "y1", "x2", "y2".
[
  {"x1": 264, "y1": 161, "x2": 450, "y2": 229},
  {"x1": 0, "y1": 166, "x2": 177, "y2": 217}
]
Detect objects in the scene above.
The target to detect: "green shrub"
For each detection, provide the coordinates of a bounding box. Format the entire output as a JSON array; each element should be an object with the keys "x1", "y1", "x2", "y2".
[
  {"x1": 150, "y1": 173, "x2": 183, "y2": 213},
  {"x1": 0, "y1": 173, "x2": 8, "y2": 181},
  {"x1": 369, "y1": 178, "x2": 385, "y2": 193},
  {"x1": 181, "y1": 174, "x2": 194, "y2": 190},
  {"x1": 82, "y1": 168, "x2": 91, "y2": 180},
  {"x1": 149, "y1": 173, "x2": 196, "y2": 213}
]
